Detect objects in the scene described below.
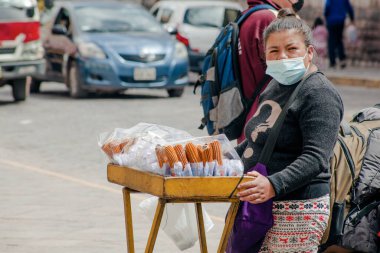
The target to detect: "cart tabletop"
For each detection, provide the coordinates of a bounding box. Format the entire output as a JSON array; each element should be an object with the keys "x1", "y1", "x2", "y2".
[{"x1": 107, "y1": 164, "x2": 254, "y2": 201}]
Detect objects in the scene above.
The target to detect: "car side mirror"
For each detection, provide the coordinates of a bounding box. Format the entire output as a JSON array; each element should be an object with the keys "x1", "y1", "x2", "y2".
[
  {"x1": 52, "y1": 24, "x2": 68, "y2": 35},
  {"x1": 45, "y1": 0, "x2": 54, "y2": 9},
  {"x1": 26, "y1": 7, "x2": 35, "y2": 18},
  {"x1": 165, "y1": 26, "x2": 178, "y2": 35}
]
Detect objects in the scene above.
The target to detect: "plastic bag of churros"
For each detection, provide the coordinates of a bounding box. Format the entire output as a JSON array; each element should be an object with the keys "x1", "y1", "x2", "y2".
[{"x1": 99, "y1": 123, "x2": 244, "y2": 177}]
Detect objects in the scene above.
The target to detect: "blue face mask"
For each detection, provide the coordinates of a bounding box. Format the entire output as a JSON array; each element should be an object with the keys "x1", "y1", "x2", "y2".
[{"x1": 266, "y1": 54, "x2": 309, "y2": 85}]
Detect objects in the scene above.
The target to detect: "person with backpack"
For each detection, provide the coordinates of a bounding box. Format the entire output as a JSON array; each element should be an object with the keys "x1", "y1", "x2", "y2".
[
  {"x1": 237, "y1": 0, "x2": 305, "y2": 143},
  {"x1": 231, "y1": 8, "x2": 344, "y2": 252},
  {"x1": 197, "y1": 0, "x2": 304, "y2": 142}
]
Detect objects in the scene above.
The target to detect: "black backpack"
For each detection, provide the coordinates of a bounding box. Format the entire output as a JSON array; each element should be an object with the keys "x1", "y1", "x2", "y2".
[{"x1": 320, "y1": 104, "x2": 380, "y2": 252}]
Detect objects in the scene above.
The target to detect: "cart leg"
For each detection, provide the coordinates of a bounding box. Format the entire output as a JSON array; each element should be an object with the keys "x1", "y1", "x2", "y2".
[
  {"x1": 145, "y1": 198, "x2": 166, "y2": 253},
  {"x1": 217, "y1": 201, "x2": 240, "y2": 253},
  {"x1": 122, "y1": 187, "x2": 135, "y2": 253},
  {"x1": 195, "y1": 202, "x2": 208, "y2": 253}
]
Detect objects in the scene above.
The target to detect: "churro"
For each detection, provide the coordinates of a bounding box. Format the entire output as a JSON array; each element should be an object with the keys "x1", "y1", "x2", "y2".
[
  {"x1": 164, "y1": 145, "x2": 180, "y2": 168},
  {"x1": 203, "y1": 144, "x2": 213, "y2": 163},
  {"x1": 174, "y1": 144, "x2": 188, "y2": 166},
  {"x1": 102, "y1": 138, "x2": 135, "y2": 159},
  {"x1": 210, "y1": 140, "x2": 223, "y2": 165},
  {"x1": 155, "y1": 145, "x2": 168, "y2": 168},
  {"x1": 197, "y1": 145, "x2": 206, "y2": 165},
  {"x1": 185, "y1": 142, "x2": 201, "y2": 163}
]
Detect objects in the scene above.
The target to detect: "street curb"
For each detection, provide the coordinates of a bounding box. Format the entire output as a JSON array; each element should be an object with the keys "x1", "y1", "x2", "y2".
[{"x1": 327, "y1": 76, "x2": 380, "y2": 88}]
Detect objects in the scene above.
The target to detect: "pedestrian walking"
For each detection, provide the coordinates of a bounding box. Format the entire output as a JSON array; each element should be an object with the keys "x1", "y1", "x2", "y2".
[
  {"x1": 312, "y1": 17, "x2": 328, "y2": 70},
  {"x1": 237, "y1": 0, "x2": 305, "y2": 143},
  {"x1": 232, "y1": 8, "x2": 344, "y2": 252},
  {"x1": 324, "y1": 0, "x2": 355, "y2": 69}
]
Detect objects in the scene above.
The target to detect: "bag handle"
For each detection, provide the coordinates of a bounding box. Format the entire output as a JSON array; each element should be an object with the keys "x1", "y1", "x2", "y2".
[{"x1": 258, "y1": 72, "x2": 318, "y2": 165}]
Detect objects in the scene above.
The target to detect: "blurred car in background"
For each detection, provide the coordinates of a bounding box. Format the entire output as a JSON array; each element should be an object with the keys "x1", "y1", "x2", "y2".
[
  {"x1": 0, "y1": 0, "x2": 45, "y2": 101},
  {"x1": 32, "y1": 1, "x2": 189, "y2": 98},
  {"x1": 150, "y1": 0, "x2": 242, "y2": 73}
]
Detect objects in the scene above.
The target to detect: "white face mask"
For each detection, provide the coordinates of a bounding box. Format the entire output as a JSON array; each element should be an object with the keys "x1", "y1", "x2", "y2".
[{"x1": 266, "y1": 53, "x2": 309, "y2": 85}]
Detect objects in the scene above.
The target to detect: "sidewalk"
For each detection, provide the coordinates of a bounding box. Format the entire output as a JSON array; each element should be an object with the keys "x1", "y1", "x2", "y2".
[
  {"x1": 190, "y1": 65, "x2": 380, "y2": 88},
  {"x1": 323, "y1": 66, "x2": 380, "y2": 88}
]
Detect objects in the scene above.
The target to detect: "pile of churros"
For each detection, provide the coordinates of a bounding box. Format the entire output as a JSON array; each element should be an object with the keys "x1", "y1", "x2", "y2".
[
  {"x1": 99, "y1": 128, "x2": 244, "y2": 177},
  {"x1": 155, "y1": 140, "x2": 231, "y2": 177},
  {"x1": 101, "y1": 138, "x2": 136, "y2": 160}
]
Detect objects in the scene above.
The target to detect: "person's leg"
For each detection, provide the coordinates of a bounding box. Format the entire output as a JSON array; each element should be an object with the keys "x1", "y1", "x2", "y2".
[
  {"x1": 336, "y1": 22, "x2": 347, "y2": 68},
  {"x1": 327, "y1": 25, "x2": 337, "y2": 67}
]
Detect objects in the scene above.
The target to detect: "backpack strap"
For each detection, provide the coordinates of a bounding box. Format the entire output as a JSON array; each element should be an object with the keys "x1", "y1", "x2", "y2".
[
  {"x1": 233, "y1": 4, "x2": 276, "y2": 108},
  {"x1": 337, "y1": 136, "x2": 356, "y2": 199},
  {"x1": 340, "y1": 120, "x2": 353, "y2": 137},
  {"x1": 377, "y1": 204, "x2": 380, "y2": 239},
  {"x1": 346, "y1": 200, "x2": 380, "y2": 227},
  {"x1": 237, "y1": 4, "x2": 277, "y2": 25}
]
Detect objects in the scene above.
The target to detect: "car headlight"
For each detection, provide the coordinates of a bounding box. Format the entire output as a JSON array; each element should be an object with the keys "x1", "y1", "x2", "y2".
[
  {"x1": 77, "y1": 42, "x2": 106, "y2": 59},
  {"x1": 23, "y1": 41, "x2": 44, "y2": 59},
  {"x1": 175, "y1": 42, "x2": 188, "y2": 59}
]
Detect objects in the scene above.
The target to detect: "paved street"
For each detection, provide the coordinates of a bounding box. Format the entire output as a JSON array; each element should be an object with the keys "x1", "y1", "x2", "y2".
[{"x1": 1, "y1": 82, "x2": 379, "y2": 253}]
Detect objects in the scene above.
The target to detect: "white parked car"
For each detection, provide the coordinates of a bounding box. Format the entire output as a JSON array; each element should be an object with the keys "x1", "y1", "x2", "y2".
[{"x1": 150, "y1": 0, "x2": 243, "y2": 73}]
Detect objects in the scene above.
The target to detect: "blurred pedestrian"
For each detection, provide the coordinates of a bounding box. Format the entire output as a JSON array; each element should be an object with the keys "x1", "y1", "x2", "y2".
[
  {"x1": 324, "y1": 0, "x2": 355, "y2": 69},
  {"x1": 312, "y1": 17, "x2": 328, "y2": 70},
  {"x1": 237, "y1": 0, "x2": 304, "y2": 143},
  {"x1": 233, "y1": 8, "x2": 343, "y2": 252}
]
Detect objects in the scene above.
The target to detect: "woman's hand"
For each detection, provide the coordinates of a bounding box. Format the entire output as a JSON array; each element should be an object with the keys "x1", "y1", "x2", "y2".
[{"x1": 237, "y1": 171, "x2": 276, "y2": 204}]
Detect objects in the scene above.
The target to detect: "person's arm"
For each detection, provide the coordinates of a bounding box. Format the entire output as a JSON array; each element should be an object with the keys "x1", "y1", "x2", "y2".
[
  {"x1": 242, "y1": 10, "x2": 276, "y2": 95},
  {"x1": 346, "y1": 0, "x2": 355, "y2": 22},
  {"x1": 254, "y1": 11, "x2": 277, "y2": 65},
  {"x1": 267, "y1": 77, "x2": 344, "y2": 198}
]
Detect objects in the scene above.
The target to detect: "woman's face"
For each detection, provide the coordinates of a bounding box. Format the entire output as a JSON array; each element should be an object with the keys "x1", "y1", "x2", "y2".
[{"x1": 265, "y1": 29, "x2": 313, "y2": 67}]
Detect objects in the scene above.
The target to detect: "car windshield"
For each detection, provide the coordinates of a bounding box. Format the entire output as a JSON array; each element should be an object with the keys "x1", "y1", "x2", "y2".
[
  {"x1": 74, "y1": 5, "x2": 164, "y2": 33},
  {"x1": 184, "y1": 6, "x2": 239, "y2": 28},
  {"x1": 0, "y1": 0, "x2": 36, "y2": 20}
]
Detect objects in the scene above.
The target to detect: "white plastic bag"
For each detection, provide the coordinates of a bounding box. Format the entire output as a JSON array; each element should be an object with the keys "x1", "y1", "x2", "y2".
[
  {"x1": 345, "y1": 24, "x2": 359, "y2": 46},
  {"x1": 139, "y1": 196, "x2": 214, "y2": 251}
]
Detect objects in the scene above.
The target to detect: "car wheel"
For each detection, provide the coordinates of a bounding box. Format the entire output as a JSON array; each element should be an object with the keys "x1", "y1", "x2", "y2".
[
  {"x1": 68, "y1": 61, "x2": 88, "y2": 98},
  {"x1": 12, "y1": 78, "x2": 28, "y2": 101},
  {"x1": 30, "y1": 78, "x2": 42, "y2": 93},
  {"x1": 167, "y1": 88, "x2": 184, "y2": 98}
]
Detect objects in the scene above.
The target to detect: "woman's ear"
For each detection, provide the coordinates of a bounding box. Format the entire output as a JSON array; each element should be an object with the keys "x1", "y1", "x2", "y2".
[{"x1": 307, "y1": 46, "x2": 314, "y2": 62}]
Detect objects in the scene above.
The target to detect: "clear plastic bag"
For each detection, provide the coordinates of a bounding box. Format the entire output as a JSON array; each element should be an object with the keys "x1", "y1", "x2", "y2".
[
  {"x1": 98, "y1": 123, "x2": 192, "y2": 174},
  {"x1": 99, "y1": 123, "x2": 244, "y2": 177},
  {"x1": 139, "y1": 196, "x2": 214, "y2": 251}
]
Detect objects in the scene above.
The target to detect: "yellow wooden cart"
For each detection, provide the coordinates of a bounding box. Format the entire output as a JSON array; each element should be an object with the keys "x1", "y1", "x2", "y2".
[{"x1": 107, "y1": 164, "x2": 253, "y2": 253}]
